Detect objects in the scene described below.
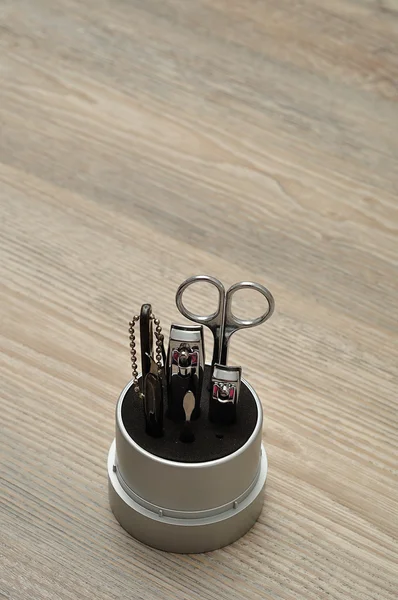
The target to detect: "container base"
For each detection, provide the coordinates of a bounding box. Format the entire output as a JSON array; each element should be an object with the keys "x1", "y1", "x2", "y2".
[{"x1": 107, "y1": 440, "x2": 267, "y2": 553}]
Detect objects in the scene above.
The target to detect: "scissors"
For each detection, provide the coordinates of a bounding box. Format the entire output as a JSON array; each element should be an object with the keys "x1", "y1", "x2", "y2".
[{"x1": 176, "y1": 275, "x2": 275, "y2": 366}]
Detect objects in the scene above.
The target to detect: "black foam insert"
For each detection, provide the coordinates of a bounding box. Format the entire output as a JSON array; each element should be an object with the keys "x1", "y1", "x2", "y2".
[{"x1": 121, "y1": 366, "x2": 258, "y2": 463}]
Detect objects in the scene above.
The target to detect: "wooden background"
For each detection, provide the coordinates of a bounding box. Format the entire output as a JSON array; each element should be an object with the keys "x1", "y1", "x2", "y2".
[{"x1": 1, "y1": 1, "x2": 397, "y2": 598}]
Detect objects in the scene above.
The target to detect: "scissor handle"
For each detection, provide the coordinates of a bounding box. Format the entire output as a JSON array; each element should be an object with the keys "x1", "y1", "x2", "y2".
[
  {"x1": 176, "y1": 276, "x2": 275, "y2": 366},
  {"x1": 225, "y1": 281, "x2": 274, "y2": 328},
  {"x1": 176, "y1": 275, "x2": 225, "y2": 324},
  {"x1": 176, "y1": 275, "x2": 226, "y2": 365},
  {"x1": 220, "y1": 281, "x2": 275, "y2": 364}
]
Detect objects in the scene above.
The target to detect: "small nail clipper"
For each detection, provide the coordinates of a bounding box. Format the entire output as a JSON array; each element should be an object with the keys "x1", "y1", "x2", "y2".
[{"x1": 209, "y1": 364, "x2": 242, "y2": 425}]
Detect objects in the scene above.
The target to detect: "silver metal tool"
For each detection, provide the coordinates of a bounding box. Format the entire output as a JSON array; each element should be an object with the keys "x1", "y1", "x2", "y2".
[
  {"x1": 176, "y1": 275, "x2": 274, "y2": 424},
  {"x1": 167, "y1": 324, "x2": 205, "y2": 421},
  {"x1": 210, "y1": 364, "x2": 242, "y2": 425},
  {"x1": 128, "y1": 310, "x2": 165, "y2": 437},
  {"x1": 176, "y1": 275, "x2": 274, "y2": 366}
]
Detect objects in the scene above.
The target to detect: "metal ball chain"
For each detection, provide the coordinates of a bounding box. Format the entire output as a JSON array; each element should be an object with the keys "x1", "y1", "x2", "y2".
[
  {"x1": 152, "y1": 316, "x2": 164, "y2": 370},
  {"x1": 128, "y1": 313, "x2": 164, "y2": 398},
  {"x1": 128, "y1": 315, "x2": 141, "y2": 396}
]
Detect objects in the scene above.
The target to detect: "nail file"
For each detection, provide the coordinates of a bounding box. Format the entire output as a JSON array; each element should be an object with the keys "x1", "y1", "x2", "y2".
[
  {"x1": 179, "y1": 390, "x2": 196, "y2": 443},
  {"x1": 143, "y1": 354, "x2": 164, "y2": 438}
]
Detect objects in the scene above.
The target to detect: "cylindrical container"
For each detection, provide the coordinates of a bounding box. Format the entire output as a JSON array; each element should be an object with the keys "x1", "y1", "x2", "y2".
[{"x1": 107, "y1": 376, "x2": 267, "y2": 553}]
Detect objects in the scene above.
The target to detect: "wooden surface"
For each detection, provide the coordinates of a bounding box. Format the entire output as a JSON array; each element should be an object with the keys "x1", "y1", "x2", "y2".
[{"x1": 1, "y1": 0, "x2": 397, "y2": 598}]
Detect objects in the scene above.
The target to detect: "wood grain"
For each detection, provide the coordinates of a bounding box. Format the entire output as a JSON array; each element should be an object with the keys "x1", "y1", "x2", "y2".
[{"x1": 1, "y1": 0, "x2": 397, "y2": 598}]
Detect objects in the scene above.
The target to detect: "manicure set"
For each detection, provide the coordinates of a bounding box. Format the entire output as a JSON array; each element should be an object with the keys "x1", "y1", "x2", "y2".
[{"x1": 108, "y1": 275, "x2": 275, "y2": 553}]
